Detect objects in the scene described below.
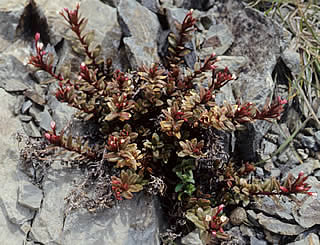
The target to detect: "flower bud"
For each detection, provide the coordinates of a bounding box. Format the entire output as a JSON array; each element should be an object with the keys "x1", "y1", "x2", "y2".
[
  {"x1": 307, "y1": 192, "x2": 317, "y2": 197},
  {"x1": 220, "y1": 215, "x2": 227, "y2": 223},
  {"x1": 295, "y1": 186, "x2": 304, "y2": 191},
  {"x1": 217, "y1": 204, "x2": 225, "y2": 214},
  {"x1": 205, "y1": 215, "x2": 212, "y2": 222},
  {"x1": 210, "y1": 65, "x2": 217, "y2": 70},
  {"x1": 35, "y1": 33, "x2": 40, "y2": 41},
  {"x1": 80, "y1": 62, "x2": 86, "y2": 71},
  {"x1": 44, "y1": 133, "x2": 51, "y2": 141},
  {"x1": 279, "y1": 186, "x2": 289, "y2": 193},
  {"x1": 36, "y1": 42, "x2": 43, "y2": 50},
  {"x1": 50, "y1": 121, "x2": 56, "y2": 131}
]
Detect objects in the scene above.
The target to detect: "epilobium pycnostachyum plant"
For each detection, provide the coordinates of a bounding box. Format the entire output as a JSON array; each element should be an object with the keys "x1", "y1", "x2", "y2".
[{"x1": 28, "y1": 4, "x2": 316, "y2": 244}]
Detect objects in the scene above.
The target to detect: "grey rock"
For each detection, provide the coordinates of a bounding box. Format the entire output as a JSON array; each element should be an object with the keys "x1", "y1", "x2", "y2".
[
  {"x1": 0, "y1": 88, "x2": 31, "y2": 244},
  {"x1": 80, "y1": 0, "x2": 122, "y2": 66},
  {"x1": 315, "y1": 131, "x2": 320, "y2": 145},
  {"x1": 282, "y1": 158, "x2": 320, "y2": 181},
  {"x1": 257, "y1": 212, "x2": 305, "y2": 236},
  {"x1": 314, "y1": 170, "x2": 320, "y2": 180},
  {"x1": 18, "y1": 181, "x2": 43, "y2": 210},
  {"x1": 160, "y1": 0, "x2": 184, "y2": 9},
  {"x1": 292, "y1": 176, "x2": 320, "y2": 228},
  {"x1": 215, "y1": 82, "x2": 235, "y2": 105},
  {"x1": 1, "y1": 189, "x2": 34, "y2": 225},
  {"x1": 235, "y1": 120, "x2": 272, "y2": 162},
  {"x1": 181, "y1": 230, "x2": 201, "y2": 245},
  {"x1": 14, "y1": 95, "x2": 25, "y2": 116},
  {"x1": 19, "y1": 114, "x2": 33, "y2": 122},
  {"x1": 270, "y1": 168, "x2": 281, "y2": 178},
  {"x1": 225, "y1": 226, "x2": 247, "y2": 245},
  {"x1": 137, "y1": 0, "x2": 160, "y2": 13},
  {"x1": 36, "y1": 0, "x2": 84, "y2": 46},
  {"x1": 212, "y1": 1, "x2": 290, "y2": 160},
  {"x1": 24, "y1": 90, "x2": 46, "y2": 106},
  {"x1": 29, "y1": 105, "x2": 42, "y2": 125},
  {"x1": 0, "y1": 206, "x2": 26, "y2": 245},
  {"x1": 214, "y1": 55, "x2": 248, "y2": 74},
  {"x1": 261, "y1": 139, "x2": 277, "y2": 156},
  {"x1": 297, "y1": 148, "x2": 309, "y2": 160},
  {"x1": 287, "y1": 233, "x2": 320, "y2": 245},
  {"x1": 51, "y1": 102, "x2": 76, "y2": 133},
  {"x1": 282, "y1": 48, "x2": 301, "y2": 75},
  {"x1": 300, "y1": 135, "x2": 316, "y2": 150},
  {"x1": 240, "y1": 224, "x2": 255, "y2": 237},
  {"x1": 30, "y1": 165, "x2": 82, "y2": 244},
  {"x1": 166, "y1": 6, "x2": 188, "y2": 33},
  {"x1": 0, "y1": 1, "x2": 25, "y2": 53},
  {"x1": 31, "y1": 160, "x2": 161, "y2": 244},
  {"x1": 254, "y1": 196, "x2": 294, "y2": 221},
  {"x1": 250, "y1": 236, "x2": 267, "y2": 245},
  {"x1": 22, "y1": 121, "x2": 41, "y2": 138},
  {"x1": 264, "y1": 230, "x2": 282, "y2": 244},
  {"x1": 30, "y1": 160, "x2": 161, "y2": 245},
  {"x1": 200, "y1": 23, "x2": 234, "y2": 56},
  {"x1": 247, "y1": 210, "x2": 257, "y2": 220},
  {"x1": 181, "y1": 0, "x2": 213, "y2": 10},
  {"x1": 39, "y1": 108, "x2": 53, "y2": 131},
  {"x1": 62, "y1": 193, "x2": 161, "y2": 245},
  {"x1": 245, "y1": 210, "x2": 260, "y2": 228},
  {"x1": 255, "y1": 167, "x2": 264, "y2": 178},
  {"x1": 118, "y1": 0, "x2": 160, "y2": 68},
  {"x1": 221, "y1": 3, "x2": 289, "y2": 104},
  {"x1": 23, "y1": 1, "x2": 94, "y2": 74},
  {"x1": 21, "y1": 100, "x2": 33, "y2": 114},
  {"x1": 263, "y1": 160, "x2": 275, "y2": 172},
  {"x1": 101, "y1": 0, "x2": 120, "y2": 8},
  {"x1": 0, "y1": 54, "x2": 29, "y2": 92},
  {"x1": 277, "y1": 147, "x2": 300, "y2": 165},
  {"x1": 277, "y1": 150, "x2": 289, "y2": 164},
  {"x1": 47, "y1": 87, "x2": 77, "y2": 133}
]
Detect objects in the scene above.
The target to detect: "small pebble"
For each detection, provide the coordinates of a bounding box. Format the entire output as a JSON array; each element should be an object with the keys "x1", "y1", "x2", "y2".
[
  {"x1": 230, "y1": 207, "x2": 247, "y2": 226},
  {"x1": 21, "y1": 100, "x2": 33, "y2": 114}
]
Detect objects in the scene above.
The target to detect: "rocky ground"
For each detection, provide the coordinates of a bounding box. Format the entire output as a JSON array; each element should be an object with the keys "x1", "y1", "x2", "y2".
[{"x1": 0, "y1": 0, "x2": 319, "y2": 244}]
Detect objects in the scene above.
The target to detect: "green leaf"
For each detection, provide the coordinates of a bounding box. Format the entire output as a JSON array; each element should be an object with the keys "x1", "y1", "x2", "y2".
[
  {"x1": 168, "y1": 35, "x2": 177, "y2": 47},
  {"x1": 79, "y1": 18, "x2": 88, "y2": 33},
  {"x1": 185, "y1": 212, "x2": 206, "y2": 230},
  {"x1": 119, "y1": 112, "x2": 131, "y2": 121},
  {"x1": 92, "y1": 44, "x2": 101, "y2": 58},
  {"x1": 175, "y1": 183, "x2": 184, "y2": 193},
  {"x1": 84, "y1": 113, "x2": 94, "y2": 121},
  {"x1": 66, "y1": 135, "x2": 73, "y2": 149},
  {"x1": 84, "y1": 31, "x2": 95, "y2": 45},
  {"x1": 168, "y1": 47, "x2": 177, "y2": 55},
  {"x1": 185, "y1": 184, "x2": 195, "y2": 194},
  {"x1": 104, "y1": 112, "x2": 119, "y2": 121},
  {"x1": 129, "y1": 184, "x2": 144, "y2": 193},
  {"x1": 155, "y1": 99, "x2": 164, "y2": 106},
  {"x1": 178, "y1": 49, "x2": 191, "y2": 57}
]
